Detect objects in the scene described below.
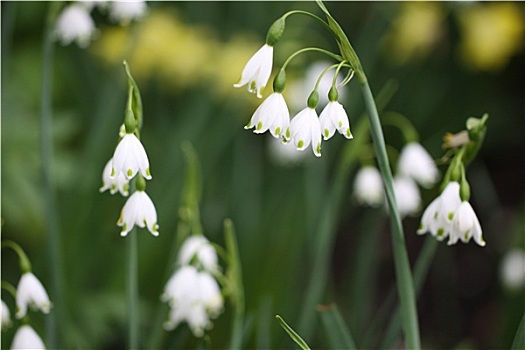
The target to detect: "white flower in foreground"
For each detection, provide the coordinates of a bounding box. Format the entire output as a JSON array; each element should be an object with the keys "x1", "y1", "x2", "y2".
[
  {"x1": 245, "y1": 92, "x2": 290, "y2": 140},
  {"x1": 393, "y1": 176, "x2": 421, "y2": 218},
  {"x1": 162, "y1": 266, "x2": 223, "y2": 337},
  {"x1": 100, "y1": 158, "x2": 129, "y2": 196},
  {"x1": 500, "y1": 249, "x2": 525, "y2": 290},
  {"x1": 398, "y1": 142, "x2": 439, "y2": 188},
  {"x1": 54, "y1": 4, "x2": 96, "y2": 48},
  {"x1": 10, "y1": 325, "x2": 45, "y2": 350},
  {"x1": 418, "y1": 181, "x2": 462, "y2": 241},
  {"x1": 448, "y1": 201, "x2": 485, "y2": 246},
  {"x1": 112, "y1": 133, "x2": 152, "y2": 180},
  {"x1": 178, "y1": 235, "x2": 219, "y2": 272},
  {"x1": 354, "y1": 166, "x2": 384, "y2": 207},
  {"x1": 1, "y1": 299, "x2": 11, "y2": 330},
  {"x1": 234, "y1": 44, "x2": 273, "y2": 98},
  {"x1": 117, "y1": 190, "x2": 159, "y2": 236},
  {"x1": 289, "y1": 107, "x2": 322, "y2": 157},
  {"x1": 319, "y1": 101, "x2": 352, "y2": 140},
  {"x1": 16, "y1": 273, "x2": 51, "y2": 319},
  {"x1": 109, "y1": 0, "x2": 147, "y2": 25}
]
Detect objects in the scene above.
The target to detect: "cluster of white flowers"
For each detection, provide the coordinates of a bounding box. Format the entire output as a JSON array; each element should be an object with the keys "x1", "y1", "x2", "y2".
[
  {"x1": 418, "y1": 181, "x2": 485, "y2": 246},
  {"x1": 235, "y1": 45, "x2": 353, "y2": 158},
  {"x1": 161, "y1": 235, "x2": 224, "y2": 337},
  {"x1": 54, "y1": 0, "x2": 147, "y2": 48},
  {"x1": 353, "y1": 142, "x2": 439, "y2": 218},
  {"x1": 2, "y1": 271, "x2": 51, "y2": 349}
]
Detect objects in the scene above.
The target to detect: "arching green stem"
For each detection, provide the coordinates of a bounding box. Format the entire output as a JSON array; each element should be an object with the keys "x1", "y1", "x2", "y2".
[{"x1": 280, "y1": 47, "x2": 343, "y2": 72}]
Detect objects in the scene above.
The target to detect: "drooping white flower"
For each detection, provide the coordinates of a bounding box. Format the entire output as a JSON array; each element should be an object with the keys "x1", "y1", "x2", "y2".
[
  {"x1": 245, "y1": 92, "x2": 290, "y2": 140},
  {"x1": 319, "y1": 101, "x2": 352, "y2": 140},
  {"x1": 234, "y1": 44, "x2": 273, "y2": 98},
  {"x1": 353, "y1": 166, "x2": 384, "y2": 207},
  {"x1": 54, "y1": 4, "x2": 96, "y2": 48},
  {"x1": 100, "y1": 158, "x2": 129, "y2": 196},
  {"x1": 16, "y1": 273, "x2": 51, "y2": 319},
  {"x1": 418, "y1": 181, "x2": 462, "y2": 241},
  {"x1": 500, "y1": 248, "x2": 525, "y2": 290},
  {"x1": 398, "y1": 142, "x2": 439, "y2": 188},
  {"x1": 162, "y1": 266, "x2": 223, "y2": 337},
  {"x1": 178, "y1": 235, "x2": 219, "y2": 272},
  {"x1": 393, "y1": 176, "x2": 421, "y2": 218},
  {"x1": 108, "y1": 0, "x2": 147, "y2": 25},
  {"x1": 117, "y1": 190, "x2": 159, "y2": 236},
  {"x1": 112, "y1": 133, "x2": 152, "y2": 180},
  {"x1": 448, "y1": 201, "x2": 485, "y2": 246},
  {"x1": 1, "y1": 299, "x2": 11, "y2": 330},
  {"x1": 10, "y1": 325, "x2": 46, "y2": 350},
  {"x1": 289, "y1": 107, "x2": 322, "y2": 157}
]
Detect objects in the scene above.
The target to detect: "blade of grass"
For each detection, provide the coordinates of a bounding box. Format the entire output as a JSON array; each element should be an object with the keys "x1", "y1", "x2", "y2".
[{"x1": 276, "y1": 315, "x2": 311, "y2": 350}]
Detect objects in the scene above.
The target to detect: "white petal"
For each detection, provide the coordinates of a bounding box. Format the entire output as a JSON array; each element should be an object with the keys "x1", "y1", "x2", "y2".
[
  {"x1": 10, "y1": 325, "x2": 45, "y2": 350},
  {"x1": 54, "y1": 4, "x2": 96, "y2": 48},
  {"x1": 234, "y1": 44, "x2": 273, "y2": 98},
  {"x1": 393, "y1": 177, "x2": 421, "y2": 218},
  {"x1": 354, "y1": 167, "x2": 384, "y2": 207},
  {"x1": 1, "y1": 299, "x2": 11, "y2": 330},
  {"x1": 178, "y1": 236, "x2": 218, "y2": 272},
  {"x1": 398, "y1": 142, "x2": 439, "y2": 188},
  {"x1": 418, "y1": 196, "x2": 440, "y2": 235},
  {"x1": 16, "y1": 273, "x2": 51, "y2": 319}
]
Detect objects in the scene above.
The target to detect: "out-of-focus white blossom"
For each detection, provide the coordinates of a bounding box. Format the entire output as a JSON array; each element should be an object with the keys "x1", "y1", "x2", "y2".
[
  {"x1": 54, "y1": 4, "x2": 96, "y2": 48},
  {"x1": 393, "y1": 176, "x2": 421, "y2": 217},
  {"x1": 178, "y1": 235, "x2": 219, "y2": 272},
  {"x1": 10, "y1": 325, "x2": 46, "y2": 350},
  {"x1": 100, "y1": 158, "x2": 129, "y2": 196},
  {"x1": 1, "y1": 299, "x2": 11, "y2": 331},
  {"x1": 16, "y1": 273, "x2": 51, "y2": 319},
  {"x1": 500, "y1": 248, "x2": 525, "y2": 290},
  {"x1": 354, "y1": 166, "x2": 384, "y2": 207},
  {"x1": 268, "y1": 137, "x2": 307, "y2": 166},
  {"x1": 108, "y1": 0, "x2": 147, "y2": 25},
  {"x1": 398, "y1": 142, "x2": 439, "y2": 188}
]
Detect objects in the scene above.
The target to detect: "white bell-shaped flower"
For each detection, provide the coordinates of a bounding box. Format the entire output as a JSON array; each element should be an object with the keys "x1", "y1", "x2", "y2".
[
  {"x1": 112, "y1": 133, "x2": 152, "y2": 180},
  {"x1": 448, "y1": 201, "x2": 485, "y2": 246},
  {"x1": 398, "y1": 142, "x2": 439, "y2": 188},
  {"x1": 117, "y1": 190, "x2": 159, "y2": 236},
  {"x1": 1, "y1": 299, "x2": 11, "y2": 330},
  {"x1": 162, "y1": 266, "x2": 223, "y2": 337},
  {"x1": 109, "y1": 0, "x2": 147, "y2": 25},
  {"x1": 234, "y1": 44, "x2": 273, "y2": 98},
  {"x1": 245, "y1": 92, "x2": 290, "y2": 140},
  {"x1": 54, "y1": 4, "x2": 96, "y2": 48},
  {"x1": 289, "y1": 107, "x2": 322, "y2": 157},
  {"x1": 393, "y1": 176, "x2": 421, "y2": 218},
  {"x1": 178, "y1": 235, "x2": 219, "y2": 272},
  {"x1": 319, "y1": 101, "x2": 352, "y2": 140},
  {"x1": 10, "y1": 325, "x2": 45, "y2": 350},
  {"x1": 16, "y1": 273, "x2": 51, "y2": 319},
  {"x1": 353, "y1": 166, "x2": 384, "y2": 207},
  {"x1": 100, "y1": 158, "x2": 129, "y2": 196}
]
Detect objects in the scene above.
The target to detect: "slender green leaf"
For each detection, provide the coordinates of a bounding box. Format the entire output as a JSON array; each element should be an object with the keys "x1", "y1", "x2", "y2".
[
  {"x1": 511, "y1": 313, "x2": 525, "y2": 350},
  {"x1": 276, "y1": 315, "x2": 311, "y2": 350},
  {"x1": 318, "y1": 304, "x2": 357, "y2": 349}
]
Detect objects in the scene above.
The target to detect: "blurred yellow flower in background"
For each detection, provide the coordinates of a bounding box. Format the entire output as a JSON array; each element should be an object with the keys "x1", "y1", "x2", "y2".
[
  {"x1": 382, "y1": 2, "x2": 445, "y2": 65},
  {"x1": 91, "y1": 8, "x2": 260, "y2": 97},
  {"x1": 457, "y1": 3, "x2": 525, "y2": 72}
]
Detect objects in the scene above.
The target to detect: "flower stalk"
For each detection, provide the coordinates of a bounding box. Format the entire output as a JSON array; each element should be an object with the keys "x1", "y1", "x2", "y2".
[{"x1": 127, "y1": 227, "x2": 139, "y2": 349}]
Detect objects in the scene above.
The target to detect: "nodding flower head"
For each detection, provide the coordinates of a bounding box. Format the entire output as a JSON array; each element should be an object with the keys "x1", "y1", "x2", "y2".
[
  {"x1": 112, "y1": 133, "x2": 152, "y2": 181},
  {"x1": 54, "y1": 4, "x2": 96, "y2": 48},
  {"x1": 289, "y1": 107, "x2": 322, "y2": 157},
  {"x1": 15, "y1": 273, "x2": 51, "y2": 319},
  {"x1": 244, "y1": 92, "x2": 290, "y2": 140},
  {"x1": 117, "y1": 190, "x2": 159, "y2": 237},
  {"x1": 234, "y1": 44, "x2": 274, "y2": 98}
]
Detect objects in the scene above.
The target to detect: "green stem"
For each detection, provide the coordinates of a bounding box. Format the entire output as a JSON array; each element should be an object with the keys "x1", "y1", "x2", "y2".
[
  {"x1": 41, "y1": 3, "x2": 64, "y2": 348},
  {"x1": 282, "y1": 10, "x2": 335, "y2": 36},
  {"x1": 281, "y1": 47, "x2": 343, "y2": 72},
  {"x1": 1, "y1": 281, "x2": 17, "y2": 300},
  {"x1": 127, "y1": 228, "x2": 139, "y2": 349},
  {"x1": 360, "y1": 81, "x2": 420, "y2": 349},
  {"x1": 1, "y1": 240, "x2": 32, "y2": 273}
]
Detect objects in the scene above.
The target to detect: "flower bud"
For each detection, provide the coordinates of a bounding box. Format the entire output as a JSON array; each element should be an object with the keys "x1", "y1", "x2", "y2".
[
  {"x1": 266, "y1": 17, "x2": 286, "y2": 46},
  {"x1": 307, "y1": 90, "x2": 319, "y2": 109},
  {"x1": 124, "y1": 109, "x2": 137, "y2": 134},
  {"x1": 328, "y1": 86, "x2": 338, "y2": 102},
  {"x1": 273, "y1": 69, "x2": 286, "y2": 93}
]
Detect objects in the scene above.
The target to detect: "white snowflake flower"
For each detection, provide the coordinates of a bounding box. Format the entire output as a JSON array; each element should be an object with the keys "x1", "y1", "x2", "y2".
[
  {"x1": 16, "y1": 273, "x2": 51, "y2": 319},
  {"x1": 178, "y1": 235, "x2": 219, "y2": 272},
  {"x1": 418, "y1": 181, "x2": 462, "y2": 241},
  {"x1": 54, "y1": 4, "x2": 96, "y2": 48},
  {"x1": 245, "y1": 92, "x2": 290, "y2": 140},
  {"x1": 234, "y1": 44, "x2": 273, "y2": 98},
  {"x1": 448, "y1": 201, "x2": 485, "y2": 246},
  {"x1": 108, "y1": 0, "x2": 147, "y2": 25},
  {"x1": 117, "y1": 190, "x2": 159, "y2": 236},
  {"x1": 162, "y1": 266, "x2": 223, "y2": 337},
  {"x1": 398, "y1": 142, "x2": 439, "y2": 188},
  {"x1": 289, "y1": 107, "x2": 322, "y2": 157},
  {"x1": 354, "y1": 166, "x2": 384, "y2": 207},
  {"x1": 112, "y1": 133, "x2": 152, "y2": 180},
  {"x1": 319, "y1": 101, "x2": 352, "y2": 140},
  {"x1": 1, "y1": 299, "x2": 11, "y2": 331},
  {"x1": 393, "y1": 176, "x2": 421, "y2": 218},
  {"x1": 100, "y1": 158, "x2": 129, "y2": 196},
  {"x1": 10, "y1": 325, "x2": 46, "y2": 350}
]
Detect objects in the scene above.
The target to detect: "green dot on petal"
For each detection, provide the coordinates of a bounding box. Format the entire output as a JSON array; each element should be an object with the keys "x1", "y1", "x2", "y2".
[{"x1": 298, "y1": 140, "x2": 304, "y2": 148}]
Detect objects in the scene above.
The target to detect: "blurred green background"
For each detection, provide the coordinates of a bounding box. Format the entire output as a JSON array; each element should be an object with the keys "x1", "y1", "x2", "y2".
[{"x1": 2, "y1": 1, "x2": 524, "y2": 349}]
